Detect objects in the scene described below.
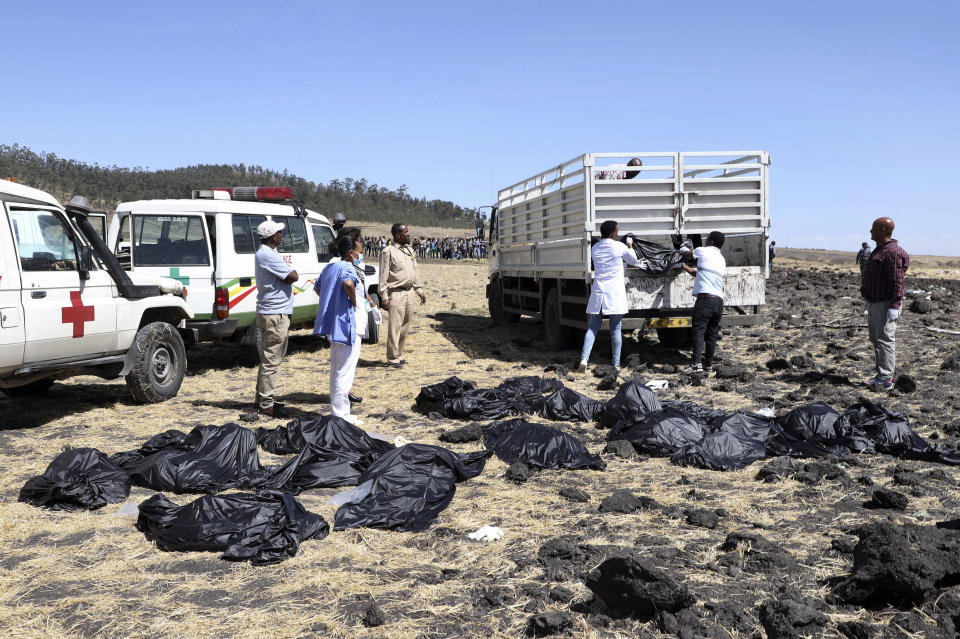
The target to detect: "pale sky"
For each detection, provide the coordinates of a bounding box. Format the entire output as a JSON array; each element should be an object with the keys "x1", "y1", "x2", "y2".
[{"x1": 3, "y1": 0, "x2": 957, "y2": 255}]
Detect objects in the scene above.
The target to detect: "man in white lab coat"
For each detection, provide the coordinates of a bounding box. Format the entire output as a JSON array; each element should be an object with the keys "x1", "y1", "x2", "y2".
[{"x1": 578, "y1": 220, "x2": 644, "y2": 372}]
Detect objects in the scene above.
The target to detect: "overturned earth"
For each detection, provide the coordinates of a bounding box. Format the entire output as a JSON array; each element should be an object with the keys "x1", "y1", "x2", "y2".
[{"x1": 3, "y1": 256, "x2": 960, "y2": 638}]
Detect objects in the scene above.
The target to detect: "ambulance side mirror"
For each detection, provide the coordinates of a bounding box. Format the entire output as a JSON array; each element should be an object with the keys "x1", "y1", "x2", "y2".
[{"x1": 78, "y1": 245, "x2": 94, "y2": 280}]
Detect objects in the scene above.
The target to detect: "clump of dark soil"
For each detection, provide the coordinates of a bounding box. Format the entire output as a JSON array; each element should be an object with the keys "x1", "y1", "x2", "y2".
[
  {"x1": 585, "y1": 553, "x2": 695, "y2": 620},
  {"x1": 598, "y1": 490, "x2": 659, "y2": 514},
  {"x1": 909, "y1": 298, "x2": 936, "y2": 314},
  {"x1": 438, "y1": 422, "x2": 483, "y2": 443},
  {"x1": 604, "y1": 440, "x2": 637, "y2": 459},
  {"x1": 686, "y1": 508, "x2": 724, "y2": 529},
  {"x1": 526, "y1": 611, "x2": 575, "y2": 637},
  {"x1": 718, "y1": 532, "x2": 798, "y2": 574},
  {"x1": 941, "y1": 351, "x2": 960, "y2": 371},
  {"x1": 506, "y1": 461, "x2": 537, "y2": 483},
  {"x1": 559, "y1": 487, "x2": 590, "y2": 503},
  {"x1": 865, "y1": 487, "x2": 908, "y2": 511},
  {"x1": 756, "y1": 457, "x2": 850, "y2": 486},
  {"x1": 830, "y1": 521, "x2": 960, "y2": 608},
  {"x1": 758, "y1": 586, "x2": 829, "y2": 639},
  {"x1": 894, "y1": 374, "x2": 917, "y2": 393}
]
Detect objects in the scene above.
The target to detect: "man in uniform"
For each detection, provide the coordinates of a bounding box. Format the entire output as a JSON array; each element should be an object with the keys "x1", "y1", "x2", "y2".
[
  {"x1": 253, "y1": 220, "x2": 298, "y2": 417},
  {"x1": 379, "y1": 223, "x2": 426, "y2": 367}
]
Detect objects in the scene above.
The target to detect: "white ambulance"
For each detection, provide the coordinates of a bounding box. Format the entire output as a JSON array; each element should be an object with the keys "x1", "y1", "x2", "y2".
[
  {"x1": 106, "y1": 187, "x2": 381, "y2": 347},
  {"x1": 0, "y1": 180, "x2": 194, "y2": 403}
]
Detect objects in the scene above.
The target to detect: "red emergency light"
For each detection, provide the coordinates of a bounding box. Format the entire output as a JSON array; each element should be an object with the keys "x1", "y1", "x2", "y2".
[{"x1": 207, "y1": 186, "x2": 293, "y2": 201}]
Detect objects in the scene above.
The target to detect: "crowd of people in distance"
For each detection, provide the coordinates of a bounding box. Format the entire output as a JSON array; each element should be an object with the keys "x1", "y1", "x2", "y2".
[{"x1": 363, "y1": 235, "x2": 486, "y2": 260}]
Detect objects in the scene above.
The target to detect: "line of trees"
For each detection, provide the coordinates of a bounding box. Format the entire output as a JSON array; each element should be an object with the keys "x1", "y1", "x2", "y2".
[{"x1": 0, "y1": 144, "x2": 481, "y2": 228}]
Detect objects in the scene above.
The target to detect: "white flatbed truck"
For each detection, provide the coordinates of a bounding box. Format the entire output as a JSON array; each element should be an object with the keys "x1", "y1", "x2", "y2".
[{"x1": 486, "y1": 151, "x2": 771, "y2": 348}]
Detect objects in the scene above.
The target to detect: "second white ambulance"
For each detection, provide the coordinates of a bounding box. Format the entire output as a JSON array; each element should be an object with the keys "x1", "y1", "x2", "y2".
[{"x1": 106, "y1": 187, "x2": 381, "y2": 347}]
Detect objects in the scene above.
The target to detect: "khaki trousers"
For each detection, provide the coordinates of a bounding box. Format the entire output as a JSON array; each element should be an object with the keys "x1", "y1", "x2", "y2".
[
  {"x1": 255, "y1": 313, "x2": 290, "y2": 409},
  {"x1": 386, "y1": 289, "x2": 417, "y2": 362}
]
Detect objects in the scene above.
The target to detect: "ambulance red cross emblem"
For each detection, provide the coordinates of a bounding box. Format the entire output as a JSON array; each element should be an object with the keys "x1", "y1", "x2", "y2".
[{"x1": 61, "y1": 291, "x2": 95, "y2": 338}]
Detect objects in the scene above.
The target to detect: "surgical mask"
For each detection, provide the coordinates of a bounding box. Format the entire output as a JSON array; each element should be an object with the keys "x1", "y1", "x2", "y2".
[{"x1": 353, "y1": 252, "x2": 364, "y2": 266}]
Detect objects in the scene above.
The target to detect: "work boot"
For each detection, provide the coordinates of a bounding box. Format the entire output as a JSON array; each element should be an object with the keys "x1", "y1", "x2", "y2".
[
  {"x1": 348, "y1": 393, "x2": 363, "y2": 404},
  {"x1": 576, "y1": 360, "x2": 587, "y2": 373}
]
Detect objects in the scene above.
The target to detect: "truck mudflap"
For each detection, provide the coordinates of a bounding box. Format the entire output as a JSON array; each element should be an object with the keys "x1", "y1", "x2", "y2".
[{"x1": 648, "y1": 313, "x2": 765, "y2": 329}]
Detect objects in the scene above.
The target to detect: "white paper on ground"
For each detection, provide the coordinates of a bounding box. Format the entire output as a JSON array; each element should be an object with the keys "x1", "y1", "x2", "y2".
[
  {"x1": 468, "y1": 525, "x2": 504, "y2": 542},
  {"x1": 328, "y1": 480, "x2": 375, "y2": 506}
]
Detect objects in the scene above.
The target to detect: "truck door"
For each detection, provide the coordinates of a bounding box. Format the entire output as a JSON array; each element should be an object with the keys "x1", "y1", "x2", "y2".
[
  {"x1": 9, "y1": 205, "x2": 118, "y2": 362},
  {"x1": 118, "y1": 212, "x2": 214, "y2": 319},
  {"x1": 0, "y1": 206, "x2": 25, "y2": 371}
]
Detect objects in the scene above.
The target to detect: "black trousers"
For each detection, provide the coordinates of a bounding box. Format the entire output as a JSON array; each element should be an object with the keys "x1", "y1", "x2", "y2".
[{"x1": 692, "y1": 295, "x2": 723, "y2": 367}]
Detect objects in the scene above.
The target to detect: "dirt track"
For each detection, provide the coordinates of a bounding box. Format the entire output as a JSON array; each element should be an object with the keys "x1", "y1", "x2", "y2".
[{"x1": 2, "y1": 259, "x2": 960, "y2": 638}]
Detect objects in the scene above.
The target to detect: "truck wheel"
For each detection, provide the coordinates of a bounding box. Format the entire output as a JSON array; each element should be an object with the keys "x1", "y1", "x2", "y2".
[
  {"x1": 488, "y1": 278, "x2": 519, "y2": 324},
  {"x1": 363, "y1": 293, "x2": 381, "y2": 344},
  {"x1": 544, "y1": 288, "x2": 576, "y2": 350},
  {"x1": 657, "y1": 327, "x2": 692, "y2": 348},
  {"x1": 125, "y1": 322, "x2": 187, "y2": 403},
  {"x1": 2, "y1": 378, "x2": 55, "y2": 397}
]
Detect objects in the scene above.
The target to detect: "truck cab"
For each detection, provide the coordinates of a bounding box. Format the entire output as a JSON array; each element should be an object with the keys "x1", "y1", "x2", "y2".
[
  {"x1": 0, "y1": 179, "x2": 194, "y2": 402},
  {"x1": 107, "y1": 187, "x2": 381, "y2": 348}
]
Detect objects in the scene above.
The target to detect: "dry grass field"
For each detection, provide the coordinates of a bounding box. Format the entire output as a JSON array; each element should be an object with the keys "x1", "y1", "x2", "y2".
[{"x1": 2, "y1": 256, "x2": 960, "y2": 638}]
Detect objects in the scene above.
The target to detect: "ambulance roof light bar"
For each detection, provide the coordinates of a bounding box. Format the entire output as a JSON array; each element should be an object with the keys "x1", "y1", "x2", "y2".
[{"x1": 192, "y1": 187, "x2": 294, "y2": 201}]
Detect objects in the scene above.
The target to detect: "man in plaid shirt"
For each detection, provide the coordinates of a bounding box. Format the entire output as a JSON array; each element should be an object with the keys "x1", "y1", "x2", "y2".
[{"x1": 860, "y1": 217, "x2": 910, "y2": 390}]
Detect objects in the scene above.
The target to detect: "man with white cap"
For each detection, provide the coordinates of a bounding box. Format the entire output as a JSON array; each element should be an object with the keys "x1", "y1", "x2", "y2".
[{"x1": 254, "y1": 219, "x2": 299, "y2": 417}]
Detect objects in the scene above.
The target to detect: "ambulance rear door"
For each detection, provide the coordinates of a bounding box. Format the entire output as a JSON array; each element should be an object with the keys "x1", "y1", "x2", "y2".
[{"x1": 115, "y1": 211, "x2": 214, "y2": 317}]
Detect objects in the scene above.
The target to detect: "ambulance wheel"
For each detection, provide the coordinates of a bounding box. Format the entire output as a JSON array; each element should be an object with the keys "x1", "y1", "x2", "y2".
[
  {"x1": 2, "y1": 378, "x2": 55, "y2": 397},
  {"x1": 253, "y1": 325, "x2": 289, "y2": 359},
  {"x1": 363, "y1": 293, "x2": 381, "y2": 344},
  {"x1": 126, "y1": 322, "x2": 187, "y2": 404}
]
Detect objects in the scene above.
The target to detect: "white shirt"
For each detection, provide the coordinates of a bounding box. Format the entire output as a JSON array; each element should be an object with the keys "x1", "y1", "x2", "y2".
[
  {"x1": 691, "y1": 246, "x2": 726, "y2": 298},
  {"x1": 586, "y1": 238, "x2": 642, "y2": 314}
]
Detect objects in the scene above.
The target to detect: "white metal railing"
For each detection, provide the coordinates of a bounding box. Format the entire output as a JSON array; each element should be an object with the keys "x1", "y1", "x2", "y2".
[{"x1": 496, "y1": 151, "x2": 769, "y2": 249}]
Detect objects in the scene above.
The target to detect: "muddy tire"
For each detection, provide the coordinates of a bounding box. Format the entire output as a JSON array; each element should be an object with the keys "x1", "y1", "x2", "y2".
[
  {"x1": 125, "y1": 322, "x2": 186, "y2": 403},
  {"x1": 363, "y1": 293, "x2": 381, "y2": 344},
  {"x1": 488, "y1": 278, "x2": 520, "y2": 325},
  {"x1": 657, "y1": 327, "x2": 692, "y2": 348},
  {"x1": 2, "y1": 378, "x2": 55, "y2": 397},
  {"x1": 544, "y1": 288, "x2": 577, "y2": 350}
]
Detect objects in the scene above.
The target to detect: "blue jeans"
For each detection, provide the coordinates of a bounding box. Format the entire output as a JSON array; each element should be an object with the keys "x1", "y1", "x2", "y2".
[{"x1": 580, "y1": 313, "x2": 623, "y2": 367}]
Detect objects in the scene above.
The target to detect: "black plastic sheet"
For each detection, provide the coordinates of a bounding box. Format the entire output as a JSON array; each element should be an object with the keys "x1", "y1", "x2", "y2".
[
  {"x1": 483, "y1": 418, "x2": 606, "y2": 470},
  {"x1": 259, "y1": 417, "x2": 395, "y2": 492},
  {"x1": 136, "y1": 489, "x2": 328, "y2": 566},
  {"x1": 333, "y1": 443, "x2": 490, "y2": 532},
  {"x1": 628, "y1": 237, "x2": 686, "y2": 275},
  {"x1": 672, "y1": 413, "x2": 773, "y2": 470},
  {"x1": 19, "y1": 448, "x2": 130, "y2": 511},
  {"x1": 111, "y1": 423, "x2": 263, "y2": 493},
  {"x1": 538, "y1": 388, "x2": 606, "y2": 422},
  {"x1": 600, "y1": 381, "x2": 662, "y2": 429},
  {"x1": 609, "y1": 406, "x2": 706, "y2": 457},
  {"x1": 417, "y1": 375, "x2": 564, "y2": 421},
  {"x1": 415, "y1": 376, "x2": 477, "y2": 414}
]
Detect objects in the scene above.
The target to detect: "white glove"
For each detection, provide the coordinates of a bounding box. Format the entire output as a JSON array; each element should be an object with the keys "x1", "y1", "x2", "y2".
[
  {"x1": 887, "y1": 308, "x2": 900, "y2": 322},
  {"x1": 862, "y1": 301, "x2": 869, "y2": 316},
  {"x1": 637, "y1": 259, "x2": 650, "y2": 270},
  {"x1": 468, "y1": 525, "x2": 504, "y2": 542},
  {"x1": 679, "y1": 241, "x2": 693, "y2": 254}
]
